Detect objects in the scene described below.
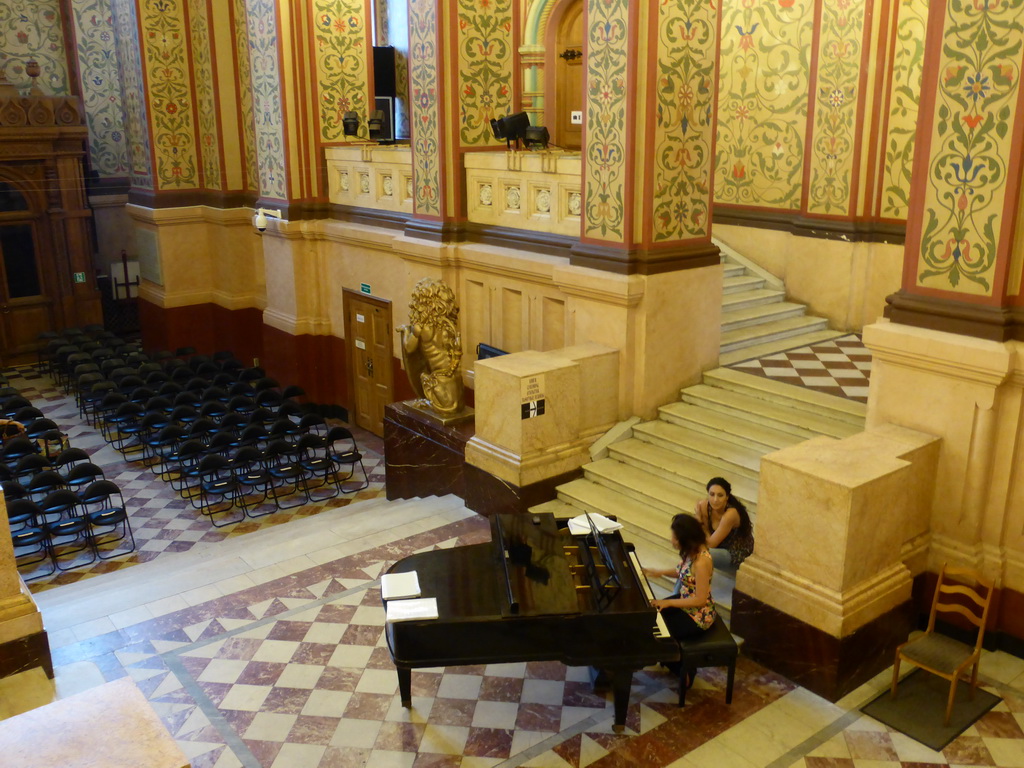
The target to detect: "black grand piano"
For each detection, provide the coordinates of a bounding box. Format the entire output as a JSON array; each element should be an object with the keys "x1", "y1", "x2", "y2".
[{"x1": 383, "y1": 512, "x2": 679, "y2": 732}]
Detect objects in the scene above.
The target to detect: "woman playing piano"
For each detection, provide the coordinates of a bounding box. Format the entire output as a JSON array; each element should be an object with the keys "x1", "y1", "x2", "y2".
[{"x1": 643, "y1": 514, "x2": 716, "y2": 642}]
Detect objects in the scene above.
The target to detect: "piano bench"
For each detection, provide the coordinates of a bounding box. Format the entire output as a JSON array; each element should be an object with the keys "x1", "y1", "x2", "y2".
[{"x1": 677, "y1": 616, "x2": 738, "y2": 707}]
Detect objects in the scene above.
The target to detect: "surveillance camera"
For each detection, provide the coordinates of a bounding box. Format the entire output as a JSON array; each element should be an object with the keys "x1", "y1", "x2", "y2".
[{"x1": 254, "y1": 210, "x2": 267, "y2": 232}]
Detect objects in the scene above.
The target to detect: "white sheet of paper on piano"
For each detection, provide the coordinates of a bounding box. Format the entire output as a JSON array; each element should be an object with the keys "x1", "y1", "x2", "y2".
[
  {"x1": 381, "y1": 571, "x2": 421, "y2": 600},
  {"x1": 567, "y1": 512, "x2": 623, "y2": 536},
  {"x1": 385, "y1": 597, "x2": 439, "y2": 622}
]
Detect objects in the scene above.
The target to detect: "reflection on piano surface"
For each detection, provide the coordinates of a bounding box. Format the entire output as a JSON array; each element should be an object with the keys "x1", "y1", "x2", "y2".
[{"x1": 383, "y1": 512, "x2": 678, "y2": 732}]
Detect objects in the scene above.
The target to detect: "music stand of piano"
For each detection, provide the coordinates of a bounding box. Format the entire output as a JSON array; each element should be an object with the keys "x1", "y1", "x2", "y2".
[{"x1": 383, "y1": 512, "x2": 678, "y2": 732}]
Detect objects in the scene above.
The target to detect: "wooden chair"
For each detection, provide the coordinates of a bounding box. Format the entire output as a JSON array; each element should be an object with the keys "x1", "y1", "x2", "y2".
[{"x1": 890, "y1": 563, "x2": 994, "y2": 726}]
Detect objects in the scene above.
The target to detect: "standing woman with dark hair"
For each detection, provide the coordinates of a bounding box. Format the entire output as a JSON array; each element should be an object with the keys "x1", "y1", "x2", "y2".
[
  {"x1": 695, "y1": 476, "x2": 754, "y2": 570},
  {"x1": 643, "y1": 514, "x2": 716, "y2": 643}
]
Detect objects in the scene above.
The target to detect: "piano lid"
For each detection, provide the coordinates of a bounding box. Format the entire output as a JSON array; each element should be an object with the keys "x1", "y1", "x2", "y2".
[{"x1": 492, "y1": 513, "x2": 579, "y2": 618}]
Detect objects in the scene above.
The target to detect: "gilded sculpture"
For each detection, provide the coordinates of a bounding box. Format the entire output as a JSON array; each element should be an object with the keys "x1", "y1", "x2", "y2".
[{"x1": 399, "y1": 278, "x2": 465, "y2": 417}]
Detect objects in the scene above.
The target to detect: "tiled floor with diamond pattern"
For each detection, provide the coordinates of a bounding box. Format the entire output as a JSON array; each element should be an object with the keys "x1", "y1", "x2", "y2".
[{"x1": 4, "y1": 362, "x2": 1024, "y2": 767}]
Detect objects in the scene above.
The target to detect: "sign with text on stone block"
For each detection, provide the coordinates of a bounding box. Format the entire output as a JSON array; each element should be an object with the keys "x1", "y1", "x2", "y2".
[
  {"x1": 521, "y1": 374, "x2": 545, "y2": 403},
  {"x1": 521, "y1": 373, "x2": 546, "y2": 419}
]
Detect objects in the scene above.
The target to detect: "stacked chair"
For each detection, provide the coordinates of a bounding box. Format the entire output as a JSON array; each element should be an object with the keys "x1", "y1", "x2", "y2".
[{"x1": 2, "y1": 343, "x2": 137, "y2": 580}]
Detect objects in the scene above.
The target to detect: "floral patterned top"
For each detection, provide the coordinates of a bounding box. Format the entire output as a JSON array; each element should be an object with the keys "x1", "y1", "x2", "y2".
[{"x1": 674, "y1": 549, "x2": 717, "y2": 630}]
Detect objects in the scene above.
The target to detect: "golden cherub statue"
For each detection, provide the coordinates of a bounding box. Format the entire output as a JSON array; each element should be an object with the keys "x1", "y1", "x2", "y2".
[{"x1": 398, "y1": 278, "x2": 465, "y2": 417}]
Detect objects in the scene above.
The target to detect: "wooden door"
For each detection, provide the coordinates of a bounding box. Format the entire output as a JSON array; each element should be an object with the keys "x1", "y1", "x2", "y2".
[
  {"x1": 0, "y1": 219, "x2": 54, "y2": 357},
  {"x1": 344, "y1": 290, "x2": 394, "y2": 436},
  {"x1": 554, "y1": 2, "x2": 584, "y2": 150}
]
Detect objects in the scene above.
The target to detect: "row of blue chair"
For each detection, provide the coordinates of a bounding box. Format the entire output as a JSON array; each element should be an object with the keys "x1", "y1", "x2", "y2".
[{"x1": 11, "y1": 480, "x2": 133, "y2": 579}]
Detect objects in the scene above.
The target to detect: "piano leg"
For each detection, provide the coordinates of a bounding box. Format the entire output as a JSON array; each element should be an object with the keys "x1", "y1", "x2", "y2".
[
  {"x1": 610, "y1": 668, "x2": 633, "y2": 733},
  {"x1": 396, "y1": 666, "x2": 412, "y2": 708}
]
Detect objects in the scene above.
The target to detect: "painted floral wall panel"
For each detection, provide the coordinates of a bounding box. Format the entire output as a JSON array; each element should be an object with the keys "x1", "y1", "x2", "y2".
[
  {"x1": 916, "y1": 0, "x2": 1024, "y2": 296},
  {"x1": 652, "y1": 0, "x2": 717, "y2": 242},
  {"x1": 246, "y1": 0, "x2": 287, "y2": 200},
  {"x1": 139, "y1": 0, "x2": 200, "y2": 189},
  {"x1": 880, "y1": 0, "x2": 926, "y2": 221},
  {"x1": 110, "y1": 0, "x2": 153, "y2": 189},
  {"x1": 805, "y1": 0, "x2": 865, "y2": 216},
  {"x1": 233, "y1": 0, "x2": 259, "y2": 193},
  {"x1": 583, "y1": 0, "x2": 629, "y2": 242},
  {"x1": 0, "y1": 1, "x2": 70, "y2": 94},
  {"x1": 69, "y1": 0, "x2": 130, "y2": 179},
  {"x1": 409, "y1": 0, "x2": 441, "y2": 217},
  {"x1": 714, "y1": 0, "x2": 812, "y2": 210},
  {"x1": 457, "y1": 0, "x2": 513, "y2": 147},
  {"x1": 313, "y1": 0, "x2": 371, "y2": 142},
  {"x1": 187, "y1": 0, "x2": 222, "y2": 190}
]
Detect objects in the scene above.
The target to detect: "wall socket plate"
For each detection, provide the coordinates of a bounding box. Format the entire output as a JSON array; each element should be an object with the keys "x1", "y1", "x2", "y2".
[{"x1": 570, "y1": 110, "x2": 583, "y2": 125}]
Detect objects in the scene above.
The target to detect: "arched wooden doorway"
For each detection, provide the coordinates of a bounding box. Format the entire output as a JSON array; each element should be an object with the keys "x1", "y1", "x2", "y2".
[
  {"x1": 0, "y1": 176, "x2": 59, "y2": 356},
  {"x1": 0, "y1": 91, "x2": 102, "y2": 361},
  {"x1": 544, "y1": 0, "x2": 584, "y2": 150}
]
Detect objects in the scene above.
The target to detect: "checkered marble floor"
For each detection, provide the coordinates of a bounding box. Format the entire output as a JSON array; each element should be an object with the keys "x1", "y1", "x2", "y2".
[
  {"x1": 8, "y1": 355, "x2": 1024, "y2": 767},
  {"x1": 4, "y1": 364, "x2": 387, "y2": 590},
  {"x1": 23, "y1": 498, "x2": 1024, "y2": 768},
  {"x1": 728, "y1": 335, "x2": 871, "y2": 403}
]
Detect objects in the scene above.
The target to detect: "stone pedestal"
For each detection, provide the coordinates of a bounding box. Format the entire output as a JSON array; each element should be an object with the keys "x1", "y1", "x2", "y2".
[
  {"x1": 732, "y1": 424, "x2": 940, "y2": 701},
  {"x1": 0, "y1": 494, "x2": 51, "y2": 681},
  {"x1": 384, "y1": 401, "x2": 475, "y2": 501},
  {"x1": 465, "y1": 344, "x2": 619, "y2": 489}
]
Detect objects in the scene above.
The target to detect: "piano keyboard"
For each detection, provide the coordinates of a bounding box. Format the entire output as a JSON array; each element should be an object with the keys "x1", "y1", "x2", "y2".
[{"x1": 628, "y1": 551, "x2": 671, "y2": 639}]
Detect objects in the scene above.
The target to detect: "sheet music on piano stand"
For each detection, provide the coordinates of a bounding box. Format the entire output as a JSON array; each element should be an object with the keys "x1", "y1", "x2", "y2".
[{"x1": 576, "y1": 513, "x2": 623, "y2": 610}]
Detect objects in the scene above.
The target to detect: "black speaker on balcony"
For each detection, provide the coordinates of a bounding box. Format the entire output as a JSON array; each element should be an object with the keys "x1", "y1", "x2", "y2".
[{"x1": 373, "y1": 46, "x2": 397, "y2": 98}]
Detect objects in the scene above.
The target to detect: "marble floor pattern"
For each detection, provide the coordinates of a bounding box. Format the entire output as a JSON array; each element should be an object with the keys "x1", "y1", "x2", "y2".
[
  {"x1": 728, "y1": 335, "x2": 871, "y2": 403},
  {"x1": 5, "y1": 365, "x2": 1024, "y2": 767}
]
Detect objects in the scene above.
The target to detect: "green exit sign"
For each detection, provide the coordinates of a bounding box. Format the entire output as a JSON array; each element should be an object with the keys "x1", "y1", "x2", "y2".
[
  {"x1": 73, "y1": 272, "x2": 86, "y2": 284},
  {"x1": 360, "y1": 283, "x2": 371, "y2": 294}
]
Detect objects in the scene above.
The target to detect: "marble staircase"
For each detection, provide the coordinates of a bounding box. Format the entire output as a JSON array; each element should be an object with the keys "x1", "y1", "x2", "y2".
[
  {"x1": 716, "y1": 238, "x2": 845, "y2": 365},
  {"x1": 531, "y1": 246, "x2": 865, "y2": 608},
  {"x1": 532, "y1": 370, "x2": 866, "y2": 609}
]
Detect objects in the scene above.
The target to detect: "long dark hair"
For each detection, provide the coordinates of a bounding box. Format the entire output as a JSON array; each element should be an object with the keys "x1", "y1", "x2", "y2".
[
  {"x1": 706, "y1": 476, "x2": 753, "y2": 536},
  {"x1": 671, "y1": 513, "x2": 707, "y2": 559}
]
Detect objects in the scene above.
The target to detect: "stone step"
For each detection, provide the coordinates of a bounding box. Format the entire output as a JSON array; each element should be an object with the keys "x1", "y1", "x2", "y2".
[
  {"x1": 704, "y1": 367, "x2": 866, "y2": 425},
  {"x1": 721, "y1": 287, "x2": 786, "y2": 312},
  {"x1": 583, "y1": 458, "x2": 697, "y2": 516},
  {"x1": 529, "y1": 498, "x2": 579, "y2": 519},
  {"x1": 657, "y1": 401, "x2": 802, "y2": 453},
  {"x1": 556, "y1": 478, "x2": 672, "y2": 537},
  {"x1": 632, "y1": 419, "x2": 765, "y2": 479},
  {"x1": 680, "y1": 383, "x2": 861, "y2": 439},
  {"x1": 721, "y1": 314, "x2": 830, "y2": 353},
  {"x1": 608, "y1": 438, "x2": 760, "y2": 509},
  {"x1": 722, "y1": 274, "x2": 765, "y2": 294},
  {"x1": 722, "y1": 263, "x2": 746, "y2": 279},
  {"x1": 721, "y1": 301, "x2": 807, "y2": 332},
  {"x1": 718, "y1": 329, "x2": 846, "y2": 367}
]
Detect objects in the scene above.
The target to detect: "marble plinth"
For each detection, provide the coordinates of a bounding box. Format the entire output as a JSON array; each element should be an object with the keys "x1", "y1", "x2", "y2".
[
  {"x1": 0, "y1": 631, "x2": 52, "y2": 680},
  {"x1": 732, "y1": 589, "x2": 913, "y2": 702},
  {"x1": 0, "y1": 677, "x2": 189, "y2": 768},
  {"x1": 464, "y1": 463, "x2": 582, "y2": 517},
  {"x1": 384, "y1": 401, "x2": 475, "y2": 501}
]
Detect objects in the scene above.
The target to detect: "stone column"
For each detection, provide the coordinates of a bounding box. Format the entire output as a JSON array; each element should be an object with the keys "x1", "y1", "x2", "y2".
[
  {"x1": 406, "y1": 0, "x2": 516, "y2": 239},
  {"x1": 0, "y1": 495, "x2": 52, "y2": 680},
  {"x1": 732, "y1": 425, "x2": 940, "y2": 700},
  {"x1": 884, "y1": 0, "x2": 1024, "y2": 339},
  {"x1": 570, "y1": 0, "x2": 721, "y2": 275},
  {"x1": 863, "y1": 0, "x2": 1024, "y2": 646}
]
